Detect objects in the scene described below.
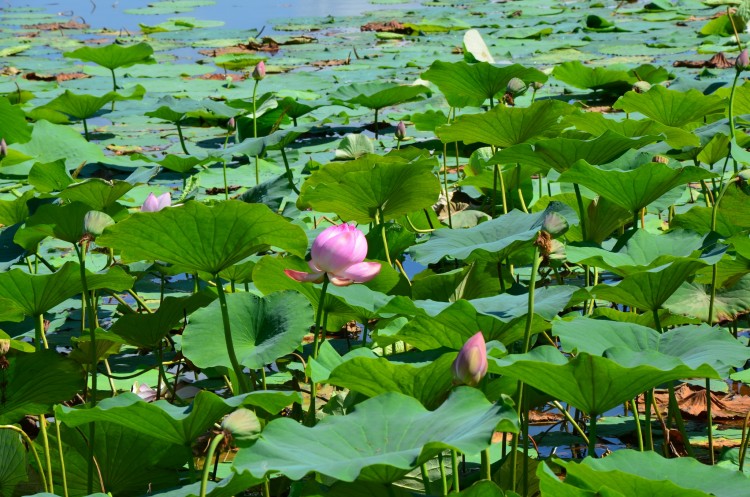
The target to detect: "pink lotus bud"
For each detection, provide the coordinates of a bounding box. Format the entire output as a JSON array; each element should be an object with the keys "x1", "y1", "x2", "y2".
[
  {"x1": 0, "y1": 138, "x2": 6, "y2": 159},
  {"x1": 228, "y1": 117, "x2": 236, "y2": 130},
  {"x1": 252, "y1": 60, "x2": 266, "y2": 81},
  {"x1": 395, "y1": 121, "x2": 406, "y2": 140},
  {"x1": 737, "y1": 49, "x2": 749, "y2": 72},
  {"x1": 284, "y1": 223, "x2": 381, "y2": 286},
  {"x1": 452, "y1": 332, "x2": 488, "y2": 387},
  {"x1": 141, "y1": 192, "x2": 171, "y2": 212}
]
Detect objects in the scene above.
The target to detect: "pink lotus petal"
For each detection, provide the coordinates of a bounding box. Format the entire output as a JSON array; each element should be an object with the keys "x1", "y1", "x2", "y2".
[
  {"x1": 333, "y1": 261, "x2": 381, "y2": 284},
  {"x1": 328, "y1": 275, "x2": 354, "y2": 287},
  {"x1": 313, "y1": 228, "x2": 365, "y2": 274},
  {"x1": 452, "y1": 332, "x2": 488, "y2": 387},
  {"x1": 141, "y1": 192, "x2": 171, "y2": 212},
  {"x1": 284, "y1": 269, "x2": 324, "y2": 283},
  {"x1": 155, "y1": 192, "x2": 171, "y2": 210}
]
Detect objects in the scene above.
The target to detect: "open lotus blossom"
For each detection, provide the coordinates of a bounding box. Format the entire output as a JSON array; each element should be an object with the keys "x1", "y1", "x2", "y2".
[
  {"x1": 284, "y1": 223, "x2": 381, "y2": 286},
  {"x1": 452, "y1": 332, "x2": 488, "y2": 387},
  {"x1": 141, "y1": 192, "x2": 171, "y2": 212}
]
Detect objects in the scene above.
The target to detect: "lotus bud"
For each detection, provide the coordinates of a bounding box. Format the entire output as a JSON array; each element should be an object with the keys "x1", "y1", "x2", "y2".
[
  {"x1": 0, "y1": 138, "x2": 6, "y2": 159},
  {"x1": 228, "y1": 117, "x2": 236, "y2": 130},
  {"x1": 532, "y1": 81, "x2": 544, "y2": 90},
  {"x1": 737, "y1": 49, "x2": 749, "y2": 72},
  {"x1": 222, "y1": 408, "x2": 262, "y2": 447},
  {"x1": 141, "y1": 192, "x2": 171, "y2": 212},
  {"x1": 395, "y1": 121, "x2": 406, "y2": 141},
  {"x1": 83, "y1": 210, "x2": 115, "y2": 238},
  {"x1": 632, "y1": 81, "x2": 651, "y2": 94},
  {"x1": 506, "y1": 77, "x2": 527, "y2": 96},
  {"x1": 452, "y1": 332, "x2": 488, "y2": 387},
  {"x1": 252, "y1": 60, "x2": 266, "y2": 81}
]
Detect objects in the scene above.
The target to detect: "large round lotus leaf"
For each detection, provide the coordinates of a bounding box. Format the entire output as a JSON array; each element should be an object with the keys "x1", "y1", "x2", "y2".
[
  {"x1": 553, "y1": 318, "x2": 749, "y2": 377},
  {"x1": 421, "y1": 60, "x2": 546, "y2": 108},
  {"x1": 557, "y1": 158, "x2": 716, "y2": 213},
  {"x1": 182, "y1": 291, "x2": 313, "y2": 370},
  {"x1": 490, "y1": 131, "x2": 660, "y2": 174},
  {"x1": 435, "y1": 100, "x2": 574, "y2": 147},
  {"x1": 0, "y1": 262, "x2": 133, "y2": 316},
  {"x1": 96, "y1": 200, "x2": 307, "y2": 274},
  {"x1": 665, "y1": 274, "x2": 750, "y2": 324},
  {"x1": 0, "y1": 97, "x2": 31, "y2": 144},
  {"x1": 410, "y1": 208, "x2": 567, "y2": 265},
  {"x1": 298, "y1": 155, "x2": 440, "y2": 223},
  {"x1": 566, "y1": 229, "x2": 709, "y2": 276},
  {"x1": 491, "y1": 346, "x2": 720, "y2": 415},
  {"x1": 232, "y1": 387, "x2": 518, "y2": 483},
  {"x1": 329, "y1": 81, "x2": 430, "y2": 110},
  {"x1": 55, "y1": 390, "x2": 301, "y2": 446},
  {"x1": 612, "y1": 85, "x2": 726, "y2": 128},
  {"x1": 552, "y1": 60, "x2": 635, "y2": 92},
  {"x1": 550, "y1": 449, "x2": 750, "y2": 497},
  {"x1": 64, "y1": 42, "x2": 155, "y2": 70},
  {"x1": 0, "y1": 350, "x2": 84, "y2": 424}
]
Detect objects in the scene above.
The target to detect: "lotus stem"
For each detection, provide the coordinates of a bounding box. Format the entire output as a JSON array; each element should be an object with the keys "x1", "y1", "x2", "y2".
[
  {"x1": 0, "y1": 425, "x2": 49, "y2": 492},
  {"x1": 39, "y1": 416, "x2": 54, "y2": 493},
  {"x1": 200, "y1": 433, "x2": 224, "y2": 497},
  {"x1": 157, "y1": 343, "x2": 179, "y2": 401},
  {"x1": 630, "y1": 399, "x2": 644, "y2": 451},
  {"x1": 573, "y1": 184, "x2": 587, "y2": 241},
  {"x1": 176, "y1": 120, "x2": 190, "y2": 155},
  {"x1": 307, "y1": 276, "x2": 330, "y2": 426},
  {"x1": 439, "y1": 452, "x2": 448, "y2": 495},
  {"x1": 420, "y1": 463, "x2": 432, "y2": 494},
  {"x1": 451, "y1": 450, "x2": 460, "y2": 492},
  {"x1": 214, "y1": 274, "x2": 250, "y2": 394},
  {"x1": 374, "y1": 108, "x2": 379, "y2": 139},
  {"x1": 56, "y1": 420, "x2": 69, "y2": 497},
  {"x1": 738, "y1": 410, "x2": 750, "y2": 471},
  {"x1": 443, "y1": 143, "x2": 453, "y2": 228},
  {"x1": 280, "y1": 147, "x2": 300, "y2": 194},
  {"x1": 645, "y1": 390, "x2": 654, "y2": 451},
  {"x1": 516, "y1": 164, "x2": 528, "y2": 213},
  {"x1": 551, "y1": 400, "x2": 589, "y2": 444},
  {"x1": 34, "y1": 313, "x2": 48, "y2": 351},
  {"x1": 497, "y1": 165, "x2": 508, "y2": 215},
  {"x1": 668, "y1": 383, "x2": 694, "y2": 457},
  {"x1": 708, "y1": 177, "x2": 736, "y2": 323},
  {"x1": 221, "y1": 159, "x2": 229, "y2": 201},
  {"x1": 252, "y1": 79, "x2": 261, "y2": 184},
  {"x1": 588, "y1": 414, "x2": 598, "y2": 458},
  {"x1": 707, "y1": 378, "x2": 715, "y2": 464},
  {"x1": 82, "y1": 119, "x2": 90, "y2": 141},
  {"x1": 480, "y1": 447, "x2": 491, "y2": 483}
]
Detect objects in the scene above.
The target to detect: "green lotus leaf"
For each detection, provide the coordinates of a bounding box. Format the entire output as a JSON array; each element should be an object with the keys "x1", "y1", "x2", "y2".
[
  {"x1": 145, "y1": 95, "x2": 236, "y2": 123},
  {"x1": 28, "y1": 160, "x2": 75, "y2": 194},
  {"x1": 382, "y1": 300, "x2": 545, "y2": 350},
  {"x1": 613, "y1": 85, "x2": 726, "y2": 128},
  {"x1": 0, "y1": 190, "x2": 32, "y2": 226},
  {"x1": 97, "y1": 200, "x2": 307, "y2": 274},
  {"x1": 131, "y1": 153, "x2": 215, "y2": 173},
  {"x1": 12, "y1": 120, "x2": 106, "y2": 170},
  {"x1": 557, "y1": 157, "x2": 716, "y2": 213},
  {"x1": 214, "y1": 124, "x2": 313, "y2": 160},
  {"x1": 0, "y1": 262, "x2": 134, "y2": 317},
  {"x1": 109, "y1": 293, "x2": 214, "y2": 349},
  {"x1": 566, "y1": 229, "x2": 710, "y2": 276},
  {"x1": 64, "y1": 42, "x2": 155, "y2": 70},
  {"x1": 325, "y1": 353, "x2": 456, "y2": 408},
  {"x1": 329, "y1": 81, "x2": 430, "y2": 110},
  {"x1": 232, "y1": 388, "x2": 518, "y2": 483},
  {"x1": 36, "y1": 85, "x2": 146, "y2": 121},
  {"x1": 182, "y1": 291, "x2": 313, "y2": 370},
  {"x1": 421, "y1": 60, "x2": 546, "y2": 108},
  {"x1": 490, "y1": 131, "x2": 660, "y2": 174},
  {"x1": 57, "y1": 178, "x2": 135, "y2": 210},
  {"x1": 0, "y1": 430, "x2": 31, "y2": 497},
  {"x1": 566, "y1": 112, "x2": 698, "y2": 148},
  {"x1": 410, "y1": 208, "x2": 568, "y2": 265},
  {"x1": 298, "y1": 154, "x2": 440, "y2": 223},
  {"x1": 552, "y1": 60, "x2": 635, "y2": 93},
  {"x1": 435, "y1": 100, "x2": 574, "y2": 147},
  {"x1": 14, "y1": 201, "x2": 91, "y2": 248},
  {"x1": 592, "y1": 255, "x2": 723, "y2": 311},
  {"x1": 55, "y1": 390, "x2": 301, "y2": 446},
  {"x1": 0, "y1": 350, "x2": 84, "y2": 424},
  {"x1": 334, "y1": 133, "x2": 374, "y2": 160},
  {"x1": 553, "y1": 318, "x2": 749, "y2": 376},
  {"x1": 491, "y1": 346, "x2": 720, "y2": 415},
  {"x1": 307, "y1": 341, "x2": 378, "y2": 384},
  {"x1": 700, "y1": 12, "x2": 746, "y2": 36},
  {"x1": 548, "y1": 449, "x2": 750, "y2": 496},
  {"x1": 665, "y1": 273, "x2": 750, "y2": 323},
  {"x1": 0, "y1": 97, "x2": 31, "y2": 144}
]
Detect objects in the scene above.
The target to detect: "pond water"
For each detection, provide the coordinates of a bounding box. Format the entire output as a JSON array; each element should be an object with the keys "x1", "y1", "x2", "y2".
[{"x1": 34, "y1": 0, "x2": 421, "y2": 33}]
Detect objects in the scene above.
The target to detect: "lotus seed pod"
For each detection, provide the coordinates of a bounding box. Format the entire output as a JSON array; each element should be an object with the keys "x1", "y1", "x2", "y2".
[
  {"x1": 633, "y1": 81, "x2": 651, "y2": 94},
  {"x1": 0, "y1": 339, "x2": 9, "y2": 356}
]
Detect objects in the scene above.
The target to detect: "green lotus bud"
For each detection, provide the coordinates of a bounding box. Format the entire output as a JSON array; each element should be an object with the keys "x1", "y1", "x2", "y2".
[
  {"x1": 83, "y1": 210, "x2": 115, "y2": 237},
  {"x1": 506, "y1": 77, "x2": 527, "y2": 96},
  {"x1": 632, "y1": 81, "x2": 651, "y2": 94},
  {"x1": 222, "y1": 408, "x2": 261, "y2": 447}
]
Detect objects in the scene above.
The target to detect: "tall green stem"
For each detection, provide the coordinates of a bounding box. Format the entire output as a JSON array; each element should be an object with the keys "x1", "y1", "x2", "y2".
[
  {"x1": 438, "y1": 453, "x2": 448, "y2": 495},
  {"x1": 376, "y1": 209, "x2": 393, "y2": 267},
  {"x1": 214, "y1": 275, "x2": 250, "y2": 394},
  {"x1": 39, "y1": 416, "x2": 54, "y2": 493},
  {"x1": 573, "y1": 184, "x2": 587, "y2": 241},
  {"x1": 480, "y1": 448, "x2": 491, "y2": 481},
  {"x1": 1, "y1": 425, "x2": 49, "y2": 492},
  {"x1": 451, "y1": 450, "x2": 460, "y2": 492},
  {"x1": 199, "y1": 433, "x2": 224, "y2": 497},
  {"x1": 280, "y1": 148, "x2": 300, "y2": 194},
  {"x1": 176, "y1": 121, "x2": 190, "y2": 155},
  {"x1": 55, "y1": 421, "x2": 69, "y2": 497},
  {"x1": 630, "y1": 399, "x2": 644, "y2": 451},
  {"x1": 252, "y1": 79, "x2": 260, "y2": 184},
  {"x1": 707, "y1": 378, "x2": 715, "y2": 464},
  {"x1": 729, "y1": 70, "x2": 740, "y2": 174},
  {"x1": 307, "y1": 276, "x2": 330, "y2": 426},
  {"x1": 588, "y1": 414, "x2": 597, "y2": 458},
  {"x1": 443, "y1": 143, "x2": 453, "y2": 228}
]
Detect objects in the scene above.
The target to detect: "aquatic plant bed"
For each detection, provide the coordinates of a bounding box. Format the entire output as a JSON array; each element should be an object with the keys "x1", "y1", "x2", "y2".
[{"x1": 2, "y1": 0, "x2": 750, "y2": 495}]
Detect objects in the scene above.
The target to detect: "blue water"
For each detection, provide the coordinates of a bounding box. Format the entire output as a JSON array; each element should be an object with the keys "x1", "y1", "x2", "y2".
[{"x1": 30, "y1": 0, "x2": 421, "y2": 33}]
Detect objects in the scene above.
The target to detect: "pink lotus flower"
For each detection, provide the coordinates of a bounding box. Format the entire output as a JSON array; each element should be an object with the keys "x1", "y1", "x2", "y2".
[
  {"x1": 284, "y1": 224, "x2": 381, "y2": 286},
  {"x1": 252, "y1": 60, "x2": 266, "y2": 81},
  {"x1": 141, "y1": 192, "x2": 171, "y2": 212},
  {"x1": 452, "y1": 332, "x2": 488, "y2": 387}
]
